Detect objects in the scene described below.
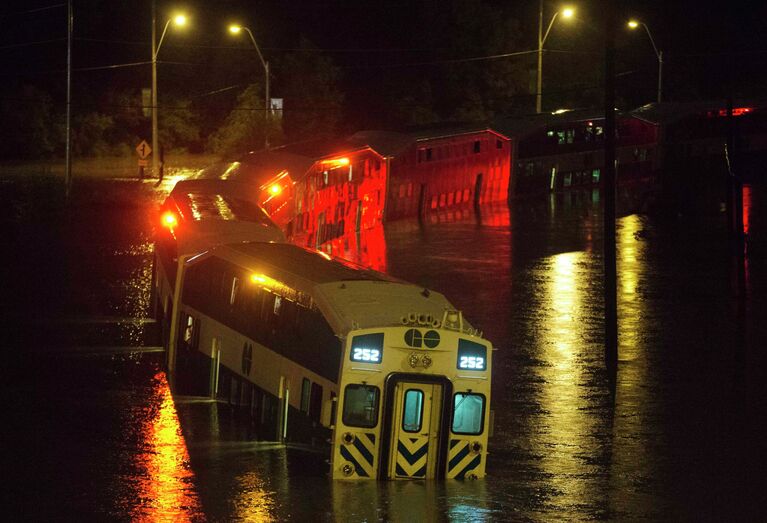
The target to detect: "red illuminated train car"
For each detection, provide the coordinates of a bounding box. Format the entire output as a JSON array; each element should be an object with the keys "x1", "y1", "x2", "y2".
[
  {"x1": 191, "y1": 141, "x2": 387, "y2": 252},
  {"x1": 348, "y1": 127, "x2": 512, "y2": 221}
]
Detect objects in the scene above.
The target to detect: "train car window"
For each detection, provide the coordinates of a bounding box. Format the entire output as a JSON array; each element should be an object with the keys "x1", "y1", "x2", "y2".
[
  {"x1": 241, "y1": 343, "x2": 253, "y2": 376},
  {"x1": 179, "y1": 313, "x2": 200, "y2": 352},
  {"x1": 342, "y1": 384, "x2": 380, "y2": 428},
  {"x1": 330, "y1": 392, "x2": 337, "y2": 426},
  {"x1": 457, "y1": 339, "x2": 487, "y2": 371},
  {"x1": 310, "y1": 382, "x2": 323, "y2": 424},
  {"x1": 402, "y1": 390, "x2": 424, "y2": 433},
  {"x1": 230, "y1": 277, "x2": 240, "y2": 306},
  {"x1": 301, "y1": 378, "x2": 311, "y2": 413},
  {"x1": 473, "y1": 140, "x2": 481, "y2": 153},
  {"x1": 452, "y1": 393, "x2": 485, "y2": 435}
]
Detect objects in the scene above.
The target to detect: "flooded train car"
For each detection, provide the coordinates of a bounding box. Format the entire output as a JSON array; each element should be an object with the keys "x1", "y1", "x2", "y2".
[
  {"x1": 152, "y1": 179, "x2": 285, "y2": 363},
  {"x1": 166, "y1": 242, "x2": 493, "y2": 480}
]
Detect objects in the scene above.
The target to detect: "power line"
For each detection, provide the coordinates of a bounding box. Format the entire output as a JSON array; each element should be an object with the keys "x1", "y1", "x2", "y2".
[
  {"x1": 0, "y1": 3, "x2": 65, "y2": 16},
  {"x1": 0, "y1": 37, "x2": 66, "y2": 49}
]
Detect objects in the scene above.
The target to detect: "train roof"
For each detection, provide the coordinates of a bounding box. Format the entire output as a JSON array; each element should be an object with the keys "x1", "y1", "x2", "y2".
[
  {"x1": 193, "y1": 242, "x2": 470, "y2": 335},
  {"x1": 164, "y1": 180, "x2": 286, "y2": 254},
  {"x1": 347, "y1": 126, "x2": 510, "y2": 158},
  {"x1": 631, "y1": 100, "x2": 767, "y2": 125}
]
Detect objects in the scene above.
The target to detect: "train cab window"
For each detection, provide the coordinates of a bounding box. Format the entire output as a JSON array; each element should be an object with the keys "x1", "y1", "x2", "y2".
[
  {"x1": 342, "y1": 384, "x2": 380, "y2": 428},
  {"x1": 473, "y1": 140, "x2": 481, "y2": 153},
  {"x1": 402, "y1": 390, "x2": 424, "y2": 433},
  {"x1": 452, "y1": 393, "x2": 485, "y2": 435}
]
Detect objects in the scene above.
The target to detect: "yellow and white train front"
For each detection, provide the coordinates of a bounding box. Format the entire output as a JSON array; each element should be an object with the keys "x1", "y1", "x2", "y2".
[{"x1": 331, "y1": 313, "x2": 492, "y2": 480}]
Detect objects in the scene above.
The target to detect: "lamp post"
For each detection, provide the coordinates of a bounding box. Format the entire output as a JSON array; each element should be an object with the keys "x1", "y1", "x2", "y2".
[
  {"x1": 536, "y1": 2, "x2": 575, "y2": 113},
  {"x1": 151, "y1": 8, "x2": 187, "y2": 176},
  {"x1": 229, "y1": 24, "x2": 270, "y2": 150},
  {"x1": 628, "y1": 20, "x2": 663, "y2": 103}
]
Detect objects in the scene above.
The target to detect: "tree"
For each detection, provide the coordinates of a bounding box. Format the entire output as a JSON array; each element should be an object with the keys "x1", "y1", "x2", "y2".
[
  {"x1": 207, "y1": 83, "x2": 282, "y2": 155},
  {"x1": 278, "y1": 38, "x2": 344, "y2": 142},
  {"x1": 0, "y1": 84, "x2": 60, "y2": 159},
  {"x1": 159, "y1": 98, "x2": 201, "y2": 153}
]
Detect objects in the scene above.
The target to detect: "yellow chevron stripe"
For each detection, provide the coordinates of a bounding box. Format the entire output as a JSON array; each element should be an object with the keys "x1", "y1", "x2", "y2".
[
  {"x1": 398, "y1": 437, "x2": 426, "y2": 454},
  {"x1": 397, "y1": 453, "x2": 427, "y2": 476},
  {"x1": 446, "y1": 450, "x2": 479, "y2": 479},
  {"x1": 344, "y1": 443, "x2": 375, "y2": 477},
  {"x1": 448, "y1": 440, "x2": 469, "y2": 460}
]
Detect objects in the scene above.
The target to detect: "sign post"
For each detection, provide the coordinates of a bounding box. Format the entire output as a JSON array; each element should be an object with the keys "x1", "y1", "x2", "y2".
[{"x1": 136, "y1": 140, "x2": 152, "y2": 179}]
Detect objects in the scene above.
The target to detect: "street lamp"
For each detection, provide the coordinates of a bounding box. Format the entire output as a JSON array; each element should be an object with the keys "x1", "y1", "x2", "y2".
[
  {"x1": 536, "y1": 2, "x2": 575, "y2": 113},
  {"x1": 628, "y1": 19, "x2": 663, "y2": 103},
  {"x1": 152, "y1": 8, "x2": 187, "y2": 176},
  {"x1": 229, "y1": 24, "x2": 271, "y2": 149}
]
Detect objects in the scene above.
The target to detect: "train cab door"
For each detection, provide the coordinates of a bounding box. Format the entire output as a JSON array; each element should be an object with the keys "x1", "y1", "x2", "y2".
[{"x1": 387, "y1": 381, "x2": 444, "y2": 479}]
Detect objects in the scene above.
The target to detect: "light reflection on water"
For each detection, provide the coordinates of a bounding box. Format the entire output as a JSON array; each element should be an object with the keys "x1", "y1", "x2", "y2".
[{"x1": 133, "y1": 372, "x2": 202, "y2": 521}]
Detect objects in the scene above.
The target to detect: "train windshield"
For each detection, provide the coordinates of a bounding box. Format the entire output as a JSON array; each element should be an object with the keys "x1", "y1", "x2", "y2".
[{"x1": 342, "y1": 384, "x2": 380, "y2": 428}]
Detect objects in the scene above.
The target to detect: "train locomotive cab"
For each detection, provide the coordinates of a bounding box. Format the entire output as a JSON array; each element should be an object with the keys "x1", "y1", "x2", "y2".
[{"x1": 332, "y1": 312, "x2": 491, "y2": 481}]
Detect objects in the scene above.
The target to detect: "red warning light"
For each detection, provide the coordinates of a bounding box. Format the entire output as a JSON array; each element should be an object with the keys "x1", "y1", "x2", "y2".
[{"x1": 161, "y1": 211, "x2": 178, "y2": 228}]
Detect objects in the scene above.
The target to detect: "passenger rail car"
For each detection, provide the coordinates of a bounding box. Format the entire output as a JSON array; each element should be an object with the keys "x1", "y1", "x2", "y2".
[
  {"x1": 153, "y1": 179, "x2": 285, "y2": 358},
  {"x1": 168, "y1": 242, "x2": 493, "y2": 480}
]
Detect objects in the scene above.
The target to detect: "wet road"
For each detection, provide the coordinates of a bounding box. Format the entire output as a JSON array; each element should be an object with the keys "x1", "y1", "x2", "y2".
[{"x1": 3, "y1": 174, "x2": 766, "y2": 521}]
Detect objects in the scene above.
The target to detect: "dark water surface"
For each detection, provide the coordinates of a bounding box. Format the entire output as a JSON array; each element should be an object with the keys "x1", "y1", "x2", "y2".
[{"x1": 3, "y1": 175, "x2": 765, "y2": 521}]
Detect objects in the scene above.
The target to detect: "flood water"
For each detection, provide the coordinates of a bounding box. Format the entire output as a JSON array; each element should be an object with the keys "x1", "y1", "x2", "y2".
[{"x1": 2, "y1": 174, "x2": 765, "y2": 521}]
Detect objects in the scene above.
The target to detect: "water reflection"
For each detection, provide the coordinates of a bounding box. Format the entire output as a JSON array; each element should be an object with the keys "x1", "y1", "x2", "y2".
[
  {"x1": 330, "y1": 479, "x2": 491, "y2": 522},
  {"x1": 609, "y1": 214, "x2": 663, "y2": 516},
  {"x1": 532, "y1": 250, "x2": 597, "y2": 512},
  {"x1": 134, "y1": 372, "x2": 201, "y2": 521}
]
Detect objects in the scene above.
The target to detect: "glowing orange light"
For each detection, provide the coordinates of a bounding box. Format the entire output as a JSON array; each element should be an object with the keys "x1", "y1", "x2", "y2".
[
  {"x1": 321, "y1": 157, "x2": 350, "y2": 168},
  {"x1": 269, "y1": 184, "x2": 282, "y2": 195},
  {"x1": 251, "y1": 274, "x2": 266, "y2": 284},
  {"x1": 161, "y1": 211, "x2": 178, "y2": 228}
]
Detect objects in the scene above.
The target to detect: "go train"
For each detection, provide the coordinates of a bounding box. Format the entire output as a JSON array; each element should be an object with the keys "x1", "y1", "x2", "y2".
[{"x1": 154, "y1": 178, "x2": 493, "y2": 480}]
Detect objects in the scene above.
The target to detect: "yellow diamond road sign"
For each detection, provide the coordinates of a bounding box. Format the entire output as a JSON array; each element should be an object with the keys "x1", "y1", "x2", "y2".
[{"x1": 136, "y1": 140, "x2": 152, "y2": 159}]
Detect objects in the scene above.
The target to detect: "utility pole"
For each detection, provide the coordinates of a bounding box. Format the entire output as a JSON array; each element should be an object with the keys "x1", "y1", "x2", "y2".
[
  {"x1": 65, "y1": 0, "x2": 73, "y2": 198},
  {"x1": 603, "y1": 0, "x2": 618, "y2": 390},
  {"x1": 151, "y1": 0, "x2": 159, "y2": 176}
]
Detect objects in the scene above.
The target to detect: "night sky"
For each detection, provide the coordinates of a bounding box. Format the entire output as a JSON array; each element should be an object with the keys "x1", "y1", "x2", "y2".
[{"x1": 2, "y1": 0, "x2": 766, "y2": 133}]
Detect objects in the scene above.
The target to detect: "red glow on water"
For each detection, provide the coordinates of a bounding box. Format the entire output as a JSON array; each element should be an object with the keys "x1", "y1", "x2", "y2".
[{"x1": 742, "y1": 184, "x2": 752, "y2": 235}]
